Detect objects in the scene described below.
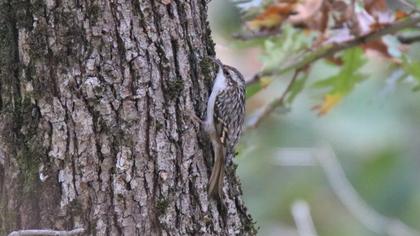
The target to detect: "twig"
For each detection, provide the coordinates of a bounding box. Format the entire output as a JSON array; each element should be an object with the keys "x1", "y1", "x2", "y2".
[
  {"x1": 244, "y1": 15, "x2": 420, "y2": 130},
  {"x1": 398, "y1": 34, "x2": 420, "y2": 44},
  {"x1": 233, "y1": 29, "x2": 282, "y2": 40},
  {"x1": 245, "y1": 69, "x2": 301, "y2": 130},
  {"x1": 8, "y1": 228, "x2": 85, "y2": 236},
  {"x1": 246, "y1": 15, "x2": 420, "y2": 86},
  {"x1": 291, "y1": 200, "x2": 319, "y2": 236}
]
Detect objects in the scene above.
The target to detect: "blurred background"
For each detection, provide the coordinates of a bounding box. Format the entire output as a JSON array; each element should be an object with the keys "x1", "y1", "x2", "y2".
[{"x1": 208, "y1": 1, "x2": 420, "y2": 235}]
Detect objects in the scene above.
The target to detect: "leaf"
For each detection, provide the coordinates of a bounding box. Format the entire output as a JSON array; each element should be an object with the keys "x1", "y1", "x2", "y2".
[
  {"x1": 395, "y1": 10, "x2": 409, "y2": 20},
  {"x1": 363, "y1": 0, "x2": 395, "y2": 25},
  {"x1": 361, "y1": 39, "x2": 392, "y2": 58},
  {"x1": 288, "y1": 0, "x2": 328, "y2": 32},
  {"x1": 312, "y1": 48, "x2": 367, "y2": 114},
  {"x1": 246, "y1": 76, "x2": 273, "y2": 98},
  {"x1": 260, "y1": 76, "x2": 273, "y2": 87},
  {"x1": 402, "y1": 58, "x2": 420, "y2": 80},
  {"x1": 288, "y1": 0, "x2": 324, "y2": 23},
  {"x1": 246, "y1": 2, "x2": 298, "y2": 31},
  {"x1": 364, "y1": 0, "x2": 389, "y2": 13},
  {"x1": 313, "y1": 47, "x2": 366, "y2": 92},
  {"x1": 312, "y1": 93, "x2": 343, "y2": 116},
  {"x1": 312, "y1": 76, "x2": 336, "y2": 89},
  {"x1": 246, "y1": 82, "x2": 262, "y2": 98},
  {"x1": 260, "y1": 26, "x2": 309, "y2": 70},
  {"x1": 402, "y1": 57, "x2": 420, "y2": 90}
]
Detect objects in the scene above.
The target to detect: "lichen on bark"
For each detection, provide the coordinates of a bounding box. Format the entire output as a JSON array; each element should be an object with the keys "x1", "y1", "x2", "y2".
[{"x1": 0, "y1": 0, "x2": 256, "y2": 235}]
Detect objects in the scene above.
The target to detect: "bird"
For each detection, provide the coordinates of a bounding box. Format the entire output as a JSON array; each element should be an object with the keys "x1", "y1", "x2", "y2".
[{"x1": 199, "y1": 57, "x2": 246, "y2": 200}]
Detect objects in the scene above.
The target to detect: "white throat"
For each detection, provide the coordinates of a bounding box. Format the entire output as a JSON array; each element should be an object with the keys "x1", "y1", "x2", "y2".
[{"x1": 205, "y1": 67, "x2": 226, "y2": 131}]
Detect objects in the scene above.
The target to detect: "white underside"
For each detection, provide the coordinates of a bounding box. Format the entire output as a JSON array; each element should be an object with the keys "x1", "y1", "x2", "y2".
[{"x1": 205, "y1": 67, "x2": 226, "y2": 133}]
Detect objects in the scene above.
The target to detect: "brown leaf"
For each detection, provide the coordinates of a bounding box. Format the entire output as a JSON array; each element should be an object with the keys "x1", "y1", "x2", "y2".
[
  {"x1": 246, "y1": 2, "x2": 298, "y2": 31},
  {"x1": 363, "y1": 0, "x2": 394, "y2": 26},
  {"x1": 395, "y1": 10, "x2": 409, "y2": 20},
  {"x1": 289, "y1": 0, "x2": 324, "y2": 23},
  {"x1": 364, "y1": 0, "x2": 389, "y2": 14},
  {"x1": 361, "y1": 39, "x2": 392, "y2": 58},
  {"x1": 289, "y1": 0, "x2": 329, "y2": 32},
  {"x1": 325, "y1": 56, "x2": 343, "y2": 65}
]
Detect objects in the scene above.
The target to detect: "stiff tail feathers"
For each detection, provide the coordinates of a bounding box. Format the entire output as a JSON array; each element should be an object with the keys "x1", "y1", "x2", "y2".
[{"x1": 208, "y1": 144, "x2": 225, "y2": 199}]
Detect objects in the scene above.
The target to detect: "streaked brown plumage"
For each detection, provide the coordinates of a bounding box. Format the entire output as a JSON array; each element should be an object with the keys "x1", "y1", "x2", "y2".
[{"x1": 204, "y1": 58, "x2": 246, "y2": 200}]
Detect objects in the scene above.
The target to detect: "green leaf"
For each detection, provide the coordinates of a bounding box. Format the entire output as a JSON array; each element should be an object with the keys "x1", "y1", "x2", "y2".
[
  {"x1": 312, "y1": 47, "x2": 367, "y2": 95},
  {"x1": 246, "y1": 82, "x2": 263, "y2": 98},
  {"x1": 402, "y1": 56, "x2": 420, "y2": 91},
  {"x1": 402, "y1": 57, "x2": 420, "y2": 81},
  {"x1": 260, "y1": 25, "x2": 310, "y2": 71},
  {"x1": 312, "y1": 76, "x2": 336, "y2": 89},
  {"x1": 311, "y1": 48, "x2": 367, "y2": 115}
]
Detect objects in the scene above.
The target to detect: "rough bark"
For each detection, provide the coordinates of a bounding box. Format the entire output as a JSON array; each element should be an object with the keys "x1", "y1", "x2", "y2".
[{"x1": 0, "y1": 0, "x2": 256, "y2": 235}]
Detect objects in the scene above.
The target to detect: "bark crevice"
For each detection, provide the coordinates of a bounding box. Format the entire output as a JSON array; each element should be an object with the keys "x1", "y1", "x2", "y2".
[{"x1": 0, "y1": 0, "x2": 256, "y2": 235}]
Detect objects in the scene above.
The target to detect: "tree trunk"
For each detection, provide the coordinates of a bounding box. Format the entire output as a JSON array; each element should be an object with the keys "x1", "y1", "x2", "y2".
[{"x1": 0, "y1": 0, "x2": 255, "y2": 235}]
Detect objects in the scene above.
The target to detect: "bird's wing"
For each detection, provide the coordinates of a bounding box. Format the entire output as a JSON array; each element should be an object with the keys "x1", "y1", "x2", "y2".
[{"x1": 213, "y1": 83, "x2": 245, "y2": 151}]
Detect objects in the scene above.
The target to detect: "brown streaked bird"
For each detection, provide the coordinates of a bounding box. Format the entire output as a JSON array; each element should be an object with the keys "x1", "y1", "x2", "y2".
[{"x1": 202, "y1": 58, "x2": 246, "y2": 200}]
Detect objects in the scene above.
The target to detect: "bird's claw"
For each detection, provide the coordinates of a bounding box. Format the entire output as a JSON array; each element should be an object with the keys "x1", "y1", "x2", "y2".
[{"x1": 188, "y1": 109, "x2": 203, "y2": 127}]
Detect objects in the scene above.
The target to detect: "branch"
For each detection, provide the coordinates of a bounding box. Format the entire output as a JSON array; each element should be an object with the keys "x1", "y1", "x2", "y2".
[
  {"x1": 232, "y1": 29, "x2": 282, "y2": 40},
  {"x1": 8, "y1": 228, "x2": 85, "y2": 236},
  {"x1": 244, "y1": 15, "x2": 420, "y2": 130},
  {"x1": 246, "y1": 15, "x2": 420, "y2": 87},
  {"x1": 291, "y1": 200, "x2": 319, "y2": 236},
  {"x1": 245, "y1": 69, "x2": 301, "y2": 130},
  {"x1": 398, "y1": 34, "x2": 420, "y2": 44}
]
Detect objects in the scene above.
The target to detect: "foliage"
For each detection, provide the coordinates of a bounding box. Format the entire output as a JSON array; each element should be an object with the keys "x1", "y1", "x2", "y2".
[
  {"x1": 209, "y1": 1, "x2": 420, "y2": 234},
  {"x1": 232, "y1": 0, "x2": 420, "y2": 116},
  {"x1": 312, "y1": 47, "x2": 366, "y2": 114}
]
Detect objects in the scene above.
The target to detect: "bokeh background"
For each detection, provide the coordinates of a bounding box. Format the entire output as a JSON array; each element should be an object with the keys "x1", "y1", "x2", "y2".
[{"x1": 208, "y1": 1, "x2": 420, "y2": 235}]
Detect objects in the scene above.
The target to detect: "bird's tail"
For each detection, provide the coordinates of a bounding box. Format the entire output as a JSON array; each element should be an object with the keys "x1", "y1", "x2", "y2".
[{"x1": 208, "y1": 143, "x2": 225, "y2": 199}]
